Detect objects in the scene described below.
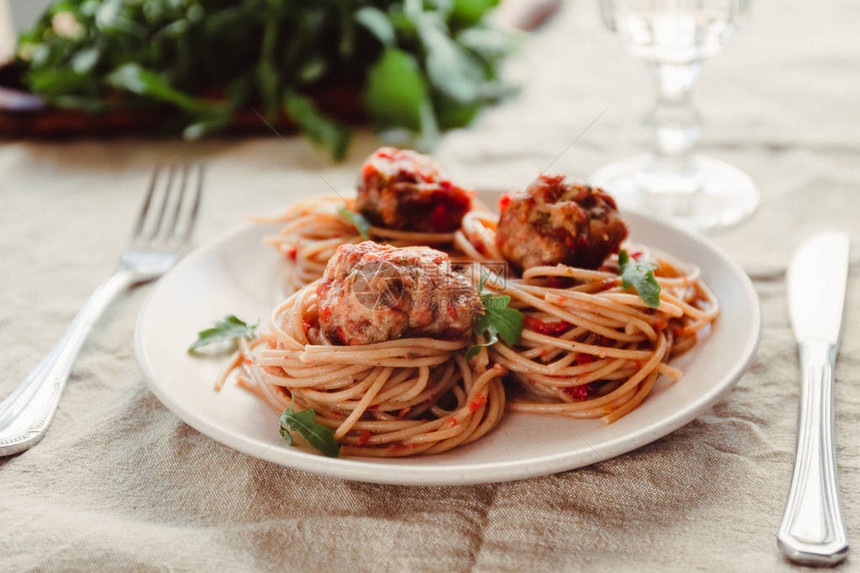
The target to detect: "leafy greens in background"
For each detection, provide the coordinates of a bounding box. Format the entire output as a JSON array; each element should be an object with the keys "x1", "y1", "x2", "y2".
[{"x1": 16, "y1": 0, "x2": 511, "y2": 160}]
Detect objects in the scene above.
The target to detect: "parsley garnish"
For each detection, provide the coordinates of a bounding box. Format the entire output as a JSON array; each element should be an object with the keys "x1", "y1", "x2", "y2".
[
  {"x1": 466, "y1": 271, "x2": 524, "y2": 360},
  {"x1": 465, "y1": 332, "x2": 498, "y2": 361},
  {"x1": 338, "y1": 207, "x2": 371, "y2": 239},
  {"x1": 279, "y1": 396, "x2": 340, "y2": 458},
  {"x1": 618, "y1": 250, "x2": 662, "y2": 308},
  {"x1": 188, "y1": 315, "x2": 257, "y2": 352}
]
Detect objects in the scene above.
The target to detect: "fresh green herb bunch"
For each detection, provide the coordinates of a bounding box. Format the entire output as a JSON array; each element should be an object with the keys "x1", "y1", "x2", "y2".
[{"x1": 16, "y1": 0, "x2": 510, "y2": 159}]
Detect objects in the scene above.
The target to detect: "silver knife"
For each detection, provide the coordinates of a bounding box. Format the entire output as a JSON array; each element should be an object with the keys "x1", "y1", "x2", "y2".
[{"x1": 778, "y1": 231, "x2": 850, "y2": 565}]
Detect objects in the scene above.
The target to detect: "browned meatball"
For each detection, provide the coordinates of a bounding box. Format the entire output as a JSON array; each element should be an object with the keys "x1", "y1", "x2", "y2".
[
  {"x1": 356, "y1": 147, "x2": 473, "y2": 233},
  {"x1": 316, "y1": 241, "x2": 482, "y2": 346},
  {"x1": 496, "y1": 174, "x2": 628, "y2": 271}
]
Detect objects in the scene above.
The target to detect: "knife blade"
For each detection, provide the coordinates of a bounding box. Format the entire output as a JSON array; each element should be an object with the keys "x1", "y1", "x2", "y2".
[
  {"x1": 788, "y1": 231, "x2": 850, "y2": 346},
  {"x1": 778, "y1": 231, "x2": 850, "y2": 566}
]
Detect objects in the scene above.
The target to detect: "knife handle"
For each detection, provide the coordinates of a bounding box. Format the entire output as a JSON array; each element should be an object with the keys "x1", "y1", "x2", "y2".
[{"x1": 777, "y1": 339, "x2": 849, "y2": 565}]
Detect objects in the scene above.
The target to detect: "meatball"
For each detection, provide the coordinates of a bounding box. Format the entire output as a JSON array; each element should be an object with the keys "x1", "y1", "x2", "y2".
[
  {"x1": 316, "y1": 241, "x2": 482, "y2": 346},
  {"x1": 355, "y1": 147, "x2": 473, "y2": 233},
  {"x1": 496, "y1": 174, "x2": 628, "y2": 271}
]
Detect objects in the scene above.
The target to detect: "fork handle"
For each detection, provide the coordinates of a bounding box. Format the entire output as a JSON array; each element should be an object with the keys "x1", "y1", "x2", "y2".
[
  {"x1": 0, "y1": 269, "x2": 135, "y2": 456},
  {"x1": 777, "y1": 339, "x2": 849, "y2": 565}
]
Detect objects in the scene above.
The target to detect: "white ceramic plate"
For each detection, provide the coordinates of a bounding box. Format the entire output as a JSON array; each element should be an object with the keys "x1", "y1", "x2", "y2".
[{"x1": 135, "y1": 209, "x2": 760, "y2": 486}]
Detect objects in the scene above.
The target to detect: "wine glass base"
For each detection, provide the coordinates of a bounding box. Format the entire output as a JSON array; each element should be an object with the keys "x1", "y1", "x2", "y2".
[{"x1": 588, "y1": 155, "x2": 759, "y2": 233}]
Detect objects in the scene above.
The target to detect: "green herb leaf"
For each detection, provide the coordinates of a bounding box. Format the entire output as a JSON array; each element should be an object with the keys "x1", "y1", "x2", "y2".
[
  {"x1": 456, "y1": 27, "x2": 512, "y2": 62},
  {"x1": 70, "y1": 46, "x2": 100, "y2": 75},
  {"x1": 278, "y1": 423, "x2": 293, "y2": 446},
  {"x1": 182, "y1": 112, "x2": 232, "y2": 140},
  {"x1": 419, "y1": 21, "x2": 485, "y2": 104},
  {"x1": 53, "y1": 95, "x2": 109, "y2": 114},
  {"x1": 297, "y1": 57, "x2": 327, "y2": 84},
  {"x1": 618, "y1": 249, "x2": 662, "y2": 308},
  {"x1": 188, "y1": 315, "x2": 257, "y2": 352},
  {"x1": 477, "y1": 269, "x2": 488, "y2": 293},
  {"x1": 465, "y1": 331, "x2": 498, "y2": 361},
  {"x1": 435, "y1": 97, "x2": 481, "y2": 129},
  {"x1": 450, "y1": 0, "x2": 501, "y2": 28},
  {"x1": 17, "y1": 0, "x2": 509, "y2": 159},
  {"x1": 471, "y1": 271, "x2": 524, "y2": 351},
  {"x1": 256, "y1": 16, "x2": 281, "y2": 115},
  {"x1": 106, "y1": 63, "x2": 212, "y2": 113},
  {"x1": 284, "y1": 92, "x2": 352, "y2": 161},
  {"x1": 363, "y1": 48, "x2": 429, "y2": 133},
  {"x1": 476, "y1": 294, "x2": 523, "y2": 346},
  {"x1": 95, "y1": 0, "x2": 148, "y2": 38},
  {"x1": 26, "y1": 67, "x2": 91, "y2": 98},
  {"x1": 338, "y1": 207, "x2": 371, "y2": 239},
  {"x1": 279, "y1": 396, "x2": 340, "y2": 458},
  {"x1": 354, "y1": 6, "x2": 396, "y2": 47}
]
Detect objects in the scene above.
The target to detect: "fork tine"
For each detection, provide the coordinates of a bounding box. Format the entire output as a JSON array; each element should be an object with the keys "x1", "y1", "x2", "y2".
[
  {"x1": 163, "y1": 164, "x2": 189, "y2": 242},
  {"x1": 146, "y1": 164, "x2": 176, "y2": 242},
  {"x1": 178, "y1": 163, "x2": 205, "y2": 244},
  {"x1": 132, "y1": 166, "x2": 161, "y2": 240}
]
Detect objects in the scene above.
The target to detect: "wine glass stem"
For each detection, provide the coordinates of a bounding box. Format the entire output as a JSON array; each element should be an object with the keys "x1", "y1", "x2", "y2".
[{"x1": 646, "y1": 62, "x2": 703, "y2": 178}]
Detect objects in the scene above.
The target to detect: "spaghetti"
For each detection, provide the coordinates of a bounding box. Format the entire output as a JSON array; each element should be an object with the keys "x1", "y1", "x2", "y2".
[
  {"x1": 256, "y1": 195, "x2": 463, "y2": 293},
  {"x1": 220, "y1": 279, "x2": 506, "y2": 458},
  {"x1": 472, "y1": 249, "x2": 718, "y2": 425},
  {"x1": 214, "y1": 153, "x2": 721, "y2": 457},
  {"x1": 258, "y1": 147, "x2": 486, "y2": 293},
  {"x1": 246, "y1": 209, "x2": 718, "y2": 442}
]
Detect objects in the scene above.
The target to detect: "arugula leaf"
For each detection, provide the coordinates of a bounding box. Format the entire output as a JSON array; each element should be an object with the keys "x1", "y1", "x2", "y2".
[
  {"x1": 70, "y1": 46, "x2": 100, "y2": 75},
  {"x1": 457, "y1": 27, "x2": 512, "y2": 62},
  {"x1": 188, "y1": 315, "x2": 257, "y2": 352},
  {"x1": 355, "y1": 6, "x2": 396, "y2": 47},
  {"x1": 182, "y1": 111, "x2": 232, "y2": 140},
  {"x1": 278, "y1": 423, "x2": 293, "y2": 446},
  {"x1": 18, "y1": 1, "x2": 510, "y2": 159},
  {"x1": 618, "y1": 249, "x2": 662, "y2": 308},
  {"x1": 467, "y1": 271, "x2": 523, "y2": 358},
  {"x1": 53, "y1": 95, "x2": 109, "y2": 114},
  {"x1": 279, "y1": 396, "x2": 340, "y2": 458},
  {"x1": 476, "y1": 294, "x2": 523, "y2": 346},
  {"x1": 95, "y1": 0, "x2": 148, "y2": 38},
  {"x1": 338, "y1": 207, "x2": 371, "y2": 239},
  {"x1": 284, "y1": 92, "x2": 352, "y2": 161},
  {"x1": 297, "y1": 57, "x2": 327, "y2": 84},
  {"x1": 363, "y1": 48, "x2": 430, "y2": 133},
  {"x1": 477, "y1": 268, "x2": 489, "y2": 292},
  {"x1": 419, "y1": 20, "x2": 485, "y2": 104},
  {"x1": 435, "y1": 96, "x2": 481, "y2": 129},
  {"x1": 26, "y1": 67, "x2": 93, "y2": 98},
  {"x1": 465, "y1": 331, "x2": 497, "y2": 361},
  {"x1": 106, "y1": 63, "x2": 214, "y2": 113},
  {"x1": 256, "y1": 15, "x2": 281, "y2": 116},
  {"x1": 450, "y1": 0, "x2": 501, "y2": 28}
]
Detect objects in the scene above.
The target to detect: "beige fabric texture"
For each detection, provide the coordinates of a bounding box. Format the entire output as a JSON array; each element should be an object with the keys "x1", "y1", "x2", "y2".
[{"x1": 2, "y1": 0, "x2": 859, "y2": 571}]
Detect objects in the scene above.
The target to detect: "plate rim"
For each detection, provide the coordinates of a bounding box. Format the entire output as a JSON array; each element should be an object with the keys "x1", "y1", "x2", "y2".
[{"x1": 134, "y1": 210, "x2": 761, "y2": 486}]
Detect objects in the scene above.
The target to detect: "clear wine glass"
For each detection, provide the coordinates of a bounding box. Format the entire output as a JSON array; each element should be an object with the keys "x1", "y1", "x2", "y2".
[{"x1": 590, "y1": 0, "x2": 757, "y2": 232}]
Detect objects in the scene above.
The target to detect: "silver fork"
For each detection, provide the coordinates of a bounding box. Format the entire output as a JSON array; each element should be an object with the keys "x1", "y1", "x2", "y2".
[{"x1": 0, "y1": 164, "x2": 204, "y2": 457}]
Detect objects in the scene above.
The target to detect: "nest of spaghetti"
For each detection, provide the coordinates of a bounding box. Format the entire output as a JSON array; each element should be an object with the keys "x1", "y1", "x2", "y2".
[
  {"x1": 226, "y1": 242, "x2": 506, "y2": 457},
  {"x1": 256, "y1": 147, "x2": 498, "y2": 293},
  {"x1": 482, "y1": 251, "x2": 718, "y2": 425},
  {"x1": 447, "y1": 173, "x2": 720, "y2": 424}
]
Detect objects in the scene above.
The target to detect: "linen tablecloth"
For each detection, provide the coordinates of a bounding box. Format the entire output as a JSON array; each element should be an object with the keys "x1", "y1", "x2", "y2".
[{"x1": 2, "y1": 0, "x2": 858, "y2": 570}]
